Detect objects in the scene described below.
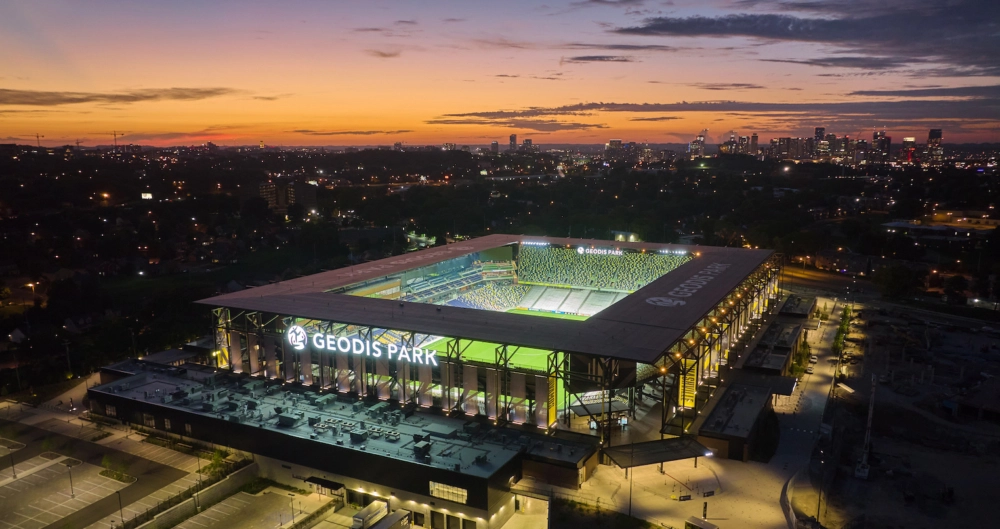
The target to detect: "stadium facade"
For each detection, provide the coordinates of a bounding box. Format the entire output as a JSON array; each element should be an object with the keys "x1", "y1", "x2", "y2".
[{"x1": 88, "y1": 234, "x2": 781, "y2": 528}]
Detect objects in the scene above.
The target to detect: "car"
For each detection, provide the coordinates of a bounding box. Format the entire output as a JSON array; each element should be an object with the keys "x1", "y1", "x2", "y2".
[
  {"x1": 809, "y1": 355, "x2": 819, "y2": 363},
  {"x1": 805, "y1": 366, "x2": 815, "y2": 375}
]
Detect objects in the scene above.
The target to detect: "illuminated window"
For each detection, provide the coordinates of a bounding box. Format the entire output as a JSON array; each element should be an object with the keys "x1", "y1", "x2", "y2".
[
  {"x1": 105, "y1": 404, "x2": 117, "y2": 417},
  {"x1": 143, "y1": 413, "x2": 156, "y2": 428},
  {"x1": 429, "y1": 481, "x2": 468, "y2": 504},
  {"x1": 164, "y1": 419, "x2": 171, "y2": 431}
]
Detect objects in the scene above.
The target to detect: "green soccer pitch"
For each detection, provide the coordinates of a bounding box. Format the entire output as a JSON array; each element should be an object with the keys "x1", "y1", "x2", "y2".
[{"x1": 505, "y1": 308, "x2": 589, "y2": 321}]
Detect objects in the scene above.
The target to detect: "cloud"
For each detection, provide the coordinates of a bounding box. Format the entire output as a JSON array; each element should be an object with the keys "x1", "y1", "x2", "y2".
[
  {"x1": 425, "y1": 117, "x2": 607, "y2": 132},
  {"x1": 366, "y1": 49, "x2": 402, "y2": 58},
  {"x1": 572, "y1": 0, "x2": 646, "y2": 5},
  {"x1": 629, "y1": 116, "x2": 681, "y2": 121},
  {"x1": 442, "y1": 18, "x2": 465, "y2": 23},
  {"x1": 847, "y1": 85, "x2": 1000, "y2": 98},
  {"x1": 615, "y1": 1, "x2": 1000, "y2": 76},
  {"x1": 561, "y1": 55, "x2": 635, "y2": 63},
  {"x1": 0, "y1": 87, "x2": 240, "y2": 106},
  {"x1": 290, "y1": 129, "x2": 413, "y2": 136},
  {"x1": 566, "y1": 42, "x2": 680, "y2": 52},
  {"x1": 472, "y1": 37, "x2": 538, "y2": 50},
  {"x1": 494, "y1": 73, "x2": 564, "y2": 81},
  {"x1": 395, "y1": 19, "x2": 418, "y2": 25},
  {"x1": 436, "y1": 96, "x2": 1000, "y2": 125},
  {"x1": 252, "y1": 94, "x2": 287, "y2": 101},
  {"x1": 762, "y1": 57, "x2": 911, "y2": 70},
  {"x1": 689, "y1": 83, "x2": 766, "y2": 90}
]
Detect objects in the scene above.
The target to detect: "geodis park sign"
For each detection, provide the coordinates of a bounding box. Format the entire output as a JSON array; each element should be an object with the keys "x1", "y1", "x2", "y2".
[{"x1": 286, "y1": 325, "x2": 439, "y2": 366}]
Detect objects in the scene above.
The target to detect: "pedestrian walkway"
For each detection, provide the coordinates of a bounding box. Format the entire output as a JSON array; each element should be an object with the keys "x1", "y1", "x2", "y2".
[{"x1": 82, "y1": 472, "x2": 202, "y2": 529}]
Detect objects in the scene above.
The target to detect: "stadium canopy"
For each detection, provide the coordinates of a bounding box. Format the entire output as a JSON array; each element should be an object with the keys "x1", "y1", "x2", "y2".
[
  {"x1": 199, "y1": 234, "x2": 775, "y2": 364},
  {"x1": 603, "y1": 437, "x2": 712, "y2": 468}
]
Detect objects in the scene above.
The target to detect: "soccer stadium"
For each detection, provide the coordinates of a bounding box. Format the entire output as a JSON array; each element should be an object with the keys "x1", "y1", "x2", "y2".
[{"x1": 87, "y1": 234, "x2": 782, "y2": 528}]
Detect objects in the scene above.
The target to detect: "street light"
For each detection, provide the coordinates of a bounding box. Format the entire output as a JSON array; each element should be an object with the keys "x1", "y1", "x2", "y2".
[
  {"x1": 65, "y1": 462, "x2": 75, "y2": 498},
  {"x1": 5, "y1": 448, "x2": 15, "y2": 479},
  {"x1": 115, "y1": 490, "x2": 124, "y2": 528},
  {"x1": 289, "y1": 493, "x2": 296, "y2": 523}
]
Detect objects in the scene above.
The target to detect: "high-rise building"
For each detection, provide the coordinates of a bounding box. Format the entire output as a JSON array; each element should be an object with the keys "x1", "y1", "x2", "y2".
[
  {"x1": 928, "y1": 129, "x2": 944, "y2": 164},
  {"x1": 509, "y1": 134, "x2": 517, "y2": 152},
  {"x1": 490, "y1": 141, "x2": 499, "y2": 154},
  {"x1": 607, "y1": 139, "x2": 623, "y2": 151},
  {"x1": 688, "y1": 130, "x2": 707, "y2": 159},
  {"x1": 814, "y1": 127, "x2": 825, "y2": 156},
  {"x1": 522, "y1": 139, "x2": 533, "y2": 152},
  {"x1": 738, "y1": 136, "x2": 749, "y2": 154},
  {"x1": 873, "y1": 129, "x2": 891, "y2": 164},
  {"x1": 855, "y1": 139, "x2": 869, "y2": 164},
  {"x1": 443, "y1": 143, "x2": 456, "y2": 151},
  {"x1": 899, "y1": 137, "x2": 917, "y2": 164},
  {"x1": 259, "y1": 181, "x2": 294, "y2": 214},
  {"x1": 750, "y1": 134, "x2": 758, "y2": 156}
]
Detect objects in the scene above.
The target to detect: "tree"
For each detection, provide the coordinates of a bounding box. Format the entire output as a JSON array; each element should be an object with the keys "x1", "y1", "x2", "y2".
[
  {"x1": 286, "y1": 203, "x2": 306, "y2": 224},
  {"x1": 240, "y1": 196, "x2": 272, "y2": 224},
  {"x1": 872, "y1": 264, "x2": 918, "y2": 299},
  {"x1": 944, "y1": 274, "x2": 970, "y2": 305}
]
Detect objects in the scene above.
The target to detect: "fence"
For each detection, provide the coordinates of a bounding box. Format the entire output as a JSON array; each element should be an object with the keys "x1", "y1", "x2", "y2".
[
  {"x1": 116, "y1": 459, "x2": 255, "y2": 529},
  {"x1": 286, "y1": 497, "x2": 339, "y2": 529}
]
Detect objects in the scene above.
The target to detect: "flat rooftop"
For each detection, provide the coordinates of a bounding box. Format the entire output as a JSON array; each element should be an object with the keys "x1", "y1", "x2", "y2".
[
  {"x1": 92, "y1": 363, "x2": 593, "y2": 478},
  {"x1": 198, "y1": 234, "x2": 774, "y2": 364},
  {"x1": 698, "y1": 383, "x2": 771, "y2": 439},
  {"x1": 779, "y1": 295, "x2": 815, "y2": 317},
  {"x1": 735, "y1": 321, "x2": 800, "y2": 372}
]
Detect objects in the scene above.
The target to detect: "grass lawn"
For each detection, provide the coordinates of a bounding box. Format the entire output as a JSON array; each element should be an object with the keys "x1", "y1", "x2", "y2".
[{"x1": 423, "y1": 335, "x2": 551, "y2": 371}]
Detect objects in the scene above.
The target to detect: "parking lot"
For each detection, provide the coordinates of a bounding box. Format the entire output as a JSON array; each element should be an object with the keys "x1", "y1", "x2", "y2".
[
  {"x1": 174, "y1": 490, "x2": 321, "y2": 529},
  {"x1": 0, "y1": 453, "x2": 128, "y2": 529}
]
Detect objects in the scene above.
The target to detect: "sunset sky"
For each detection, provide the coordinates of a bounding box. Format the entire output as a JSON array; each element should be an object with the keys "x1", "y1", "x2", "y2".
[{"x1": 2, "y1": 0, "x2": 998, "y2": 147}]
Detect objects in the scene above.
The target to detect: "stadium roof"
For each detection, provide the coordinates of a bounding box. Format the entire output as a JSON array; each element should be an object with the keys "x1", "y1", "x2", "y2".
[{"x1": 198, "y1": 234, "x2": 774, "y2": 364}]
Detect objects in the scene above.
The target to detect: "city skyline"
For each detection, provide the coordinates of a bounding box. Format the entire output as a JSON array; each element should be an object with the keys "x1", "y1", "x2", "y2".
[{"x1": 2, "y1": 0, "x2": 999, "y2": 147}]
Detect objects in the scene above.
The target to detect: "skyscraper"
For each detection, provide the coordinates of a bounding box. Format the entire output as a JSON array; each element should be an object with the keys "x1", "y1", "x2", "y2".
[
  {"x1": 750, "y1": 133, "x2": 758, "y2": 156},
  {"x1": 522, "y1": 138, "x2": 533, "y2": 152},
  {"x1": 928, "y1": 129, "x2": 944, "y2": 164},
  {"x1": 688, "y1": 130, "x2": 706, "y2": 159},
  {"x1": 509, "y1": 134, "x2": 517, "y2": 152},
  {"x1": 900, "y1": 137, "x2": 917, "y2": 163},
  {"x1": 490, "y1": 141, "x2": 499, "y2": 154},
  {"x1": 873, "y1": 129, "x2": 891, "y2": 164}
]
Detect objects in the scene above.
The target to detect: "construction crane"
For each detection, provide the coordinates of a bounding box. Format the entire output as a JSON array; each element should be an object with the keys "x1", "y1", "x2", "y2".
[
  {"x1": 854, "y1": 374, "x2": 877, "y2": 479},
  {"x1": 32, "y1": 133, "x2": 44, "y2": 148},
  {"x1": 112, "y1": 130, "x2": 127, "y2": 150}
]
